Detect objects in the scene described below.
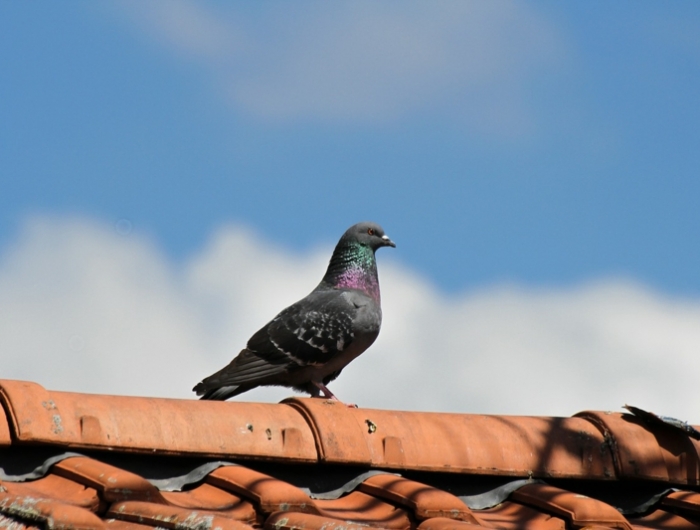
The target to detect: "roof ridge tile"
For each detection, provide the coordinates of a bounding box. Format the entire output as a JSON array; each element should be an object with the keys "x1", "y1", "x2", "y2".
[
  {"x1": 287, "y1": 398, "x2": 616, "y2": 477},
  {"x1": 0, "y1": 380, "x2": 318, "y2": 461},
  {"x1": 283, "y1": 397, "x2": 373, "y2": 464},
  {"x1": 576, "y1": 410, "x2": 700, "y2": 485}
]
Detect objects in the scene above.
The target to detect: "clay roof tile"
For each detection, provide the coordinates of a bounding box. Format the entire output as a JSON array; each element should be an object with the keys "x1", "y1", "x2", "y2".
[
  {"x1": 314, "y1": 490, "x2": 413, "y2": 528},
  {"x1": 417, "y1": 517, "x2": 492, "y2": 530},
  {"x1": 511, "y1": 483, "x2": 633, "y2": 530},
  {"x1": 106, "y1": 500, "x2": 254, "y2": 530},
  {"x1": 286, "y1": 398, "x2": 615, "y2": 477},
  {"x1": 0, "y1": 490, "x2": 106, "y2": 530},
  {"x1": 1, "y1": 475, "x2": 101, "y2": 512},
  {"x1": 358, "y1": 473, "x2": 482, "y2": 524},
  {"x1": 576, "y1": 411, "x2": 700, "y2": 485},
  {"x1": 0, "y1": 379, "x2": 698, "y2": 530},
  {"x1": 477, "y1": 501, "x2": 566, "y2": 530},
  {"x1": 0, "y1": 380, "x2": 317, "y2": 461},
  {"x1": 630, "y1": 509, "x2": 700, "y2": 530},
  {"x1": 104, "y1": 520, "x2": 155, "y2": 530},
  {"x1": 206, "y1": 465, "x2": 320, "y2": 515},
  {"x1": 52, "y1": 456, "x2": 166, "y2": 504},
  {"x1": 265, "y1": 511, "x2": 387, "y2": 530},
  {"x1": 160, "y1": 483, "x2": 256, "y2": 522}
]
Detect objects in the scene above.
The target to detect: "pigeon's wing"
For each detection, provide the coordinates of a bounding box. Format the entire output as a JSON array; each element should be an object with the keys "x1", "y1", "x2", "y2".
[
  {"x1": 248, "y1": 289, "x2": 357, "y2": 366},
  {"x1": 197, "y1": 290, "x2": 357, "y2": 391}
]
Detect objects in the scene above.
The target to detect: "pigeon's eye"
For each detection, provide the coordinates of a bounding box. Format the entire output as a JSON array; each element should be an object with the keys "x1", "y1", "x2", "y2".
[{"x1": 367, "y1": 228, "x2": 375, "y2": 235}]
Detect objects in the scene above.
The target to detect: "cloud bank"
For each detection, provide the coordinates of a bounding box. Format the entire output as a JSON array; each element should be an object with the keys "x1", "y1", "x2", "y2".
[
  {"x1": 2, "y1": 216, "x2": 699, "y2": 422},
  {"x1": 108, "y1": 1, "x2": 564, "y2": 135}
]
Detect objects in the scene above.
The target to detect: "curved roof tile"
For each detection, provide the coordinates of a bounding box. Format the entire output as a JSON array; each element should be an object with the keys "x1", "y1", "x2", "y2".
[{"x1": 0, "y1": 379, "x2": 698, "y2": 530}]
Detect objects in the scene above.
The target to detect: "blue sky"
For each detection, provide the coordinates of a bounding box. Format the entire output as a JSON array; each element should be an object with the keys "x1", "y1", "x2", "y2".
[
  {"x1": 2, "y1": 1, "x2": 699, "y2": 295},
  {"x1": 2, "y1": 2, "x2": 700, "y2": 418}
]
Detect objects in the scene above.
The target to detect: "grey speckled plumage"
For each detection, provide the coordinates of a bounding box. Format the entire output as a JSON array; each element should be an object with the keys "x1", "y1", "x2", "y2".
[{"x1": 193, "y1": 221, "x2": 395, "y2": 401}]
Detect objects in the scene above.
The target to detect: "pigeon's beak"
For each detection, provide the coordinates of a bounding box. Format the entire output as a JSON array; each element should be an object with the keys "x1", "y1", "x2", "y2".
[{"x1": 381, "y1": 235, "x2": 396, "y2": 248}]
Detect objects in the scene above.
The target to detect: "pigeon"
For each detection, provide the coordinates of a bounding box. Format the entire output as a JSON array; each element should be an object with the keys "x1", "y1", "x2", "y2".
[{"x1": 193, "y1": 221, "x2": 395, "y2": 402}]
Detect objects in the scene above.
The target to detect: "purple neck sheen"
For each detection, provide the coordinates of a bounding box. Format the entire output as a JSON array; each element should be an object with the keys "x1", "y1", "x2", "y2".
[
  {"x1": 321, "y1": 241, "x2": 381, "y2": 302},
  {"x1": 333, "y1": 264, "x2": 381, "y2": 302}
]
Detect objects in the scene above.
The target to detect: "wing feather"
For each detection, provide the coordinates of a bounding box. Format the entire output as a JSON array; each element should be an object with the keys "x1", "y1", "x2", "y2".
[
  {"x1": 253, "y1": 291, "x2": 356, "y2": 365},
  {"x1": 196, "y1": 289, "x2": 358, "y2": 396}
]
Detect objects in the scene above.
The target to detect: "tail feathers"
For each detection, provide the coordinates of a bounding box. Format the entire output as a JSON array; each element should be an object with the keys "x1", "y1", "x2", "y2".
[
  {"x1": 194, "y1": 383, "x2": 248, "y2": 401},
  {"x1": 193, "y1": 348, "x2": 292, "y2": 401}
]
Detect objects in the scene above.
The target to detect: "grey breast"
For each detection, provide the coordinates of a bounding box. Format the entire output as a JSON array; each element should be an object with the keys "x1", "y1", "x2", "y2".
[{"x1": 342, "y1": 290, "x2": 382, "y2": 335}]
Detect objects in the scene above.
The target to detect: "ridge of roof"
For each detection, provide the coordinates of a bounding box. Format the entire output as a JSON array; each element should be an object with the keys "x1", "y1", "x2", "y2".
[
  {"x1": 1, "y1": 379, "x2": 699, "y2": 485},
  {"x1": 2, "y1": 379, "x2": 700, "y2": 530}
]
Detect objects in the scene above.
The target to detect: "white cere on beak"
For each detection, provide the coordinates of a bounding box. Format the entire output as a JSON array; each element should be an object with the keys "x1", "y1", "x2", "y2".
[{"x1": 381, "y1": 234, "x2": 396, "y2": 247}]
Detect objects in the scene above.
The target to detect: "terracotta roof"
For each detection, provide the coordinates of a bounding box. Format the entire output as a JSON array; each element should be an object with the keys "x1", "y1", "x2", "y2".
[{"x1": 1, "y1": 379, "x2": 699, "y2": 530}]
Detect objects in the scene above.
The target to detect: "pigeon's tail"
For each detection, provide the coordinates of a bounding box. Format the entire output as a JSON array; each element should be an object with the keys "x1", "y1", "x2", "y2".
[
  {"x1": 194, "y1": 382, "x2": 248, "y2": 401},
  {"x1": 193, "y1": 348, "x2": 292, "y2": 401}
]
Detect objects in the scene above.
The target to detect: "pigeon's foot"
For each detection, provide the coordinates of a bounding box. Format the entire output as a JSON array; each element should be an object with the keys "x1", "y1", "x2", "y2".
[
  {"x1": 311, "y1": 381, "x2": 337, "y2": 399},
  {"x1": 310, "y1": 382, "x2": 358, "y2": 408}
]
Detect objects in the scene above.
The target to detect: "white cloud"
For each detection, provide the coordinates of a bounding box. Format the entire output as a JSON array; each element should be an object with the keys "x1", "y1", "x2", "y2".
[
  {"x1": 106, "y1": 1, "x2": 565, "y2": 136},
  {"x1": 110, "y1": 0, "x2": 242, "y2": 61},
  {"x1": 2, "y1": 216, "x2": 700, "y2": 423}
]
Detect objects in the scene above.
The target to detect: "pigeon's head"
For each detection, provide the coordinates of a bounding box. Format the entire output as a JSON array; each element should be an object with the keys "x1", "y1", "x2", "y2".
[{"x1": 344, "y1": 222, "x2": 396, "y2": 251}]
